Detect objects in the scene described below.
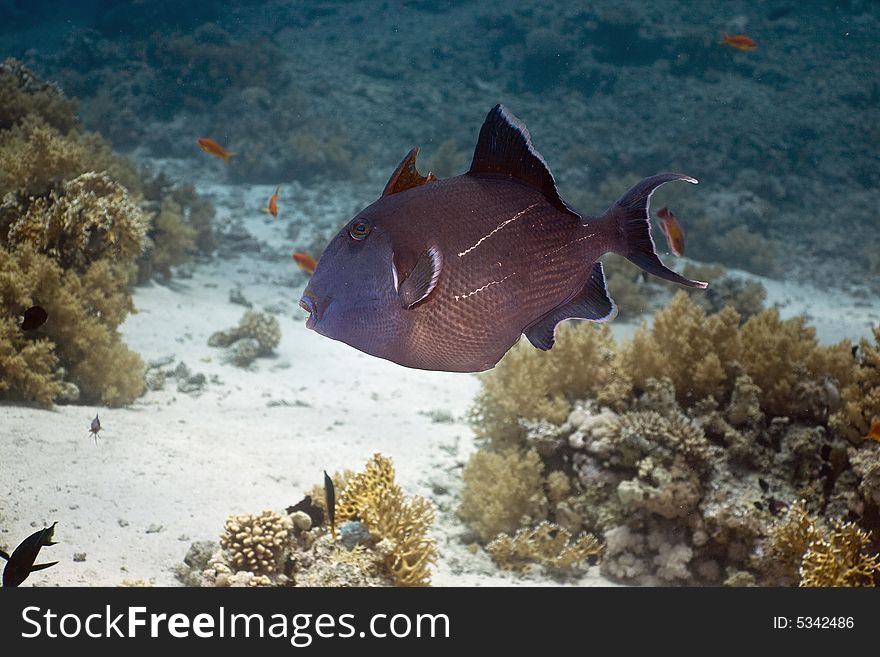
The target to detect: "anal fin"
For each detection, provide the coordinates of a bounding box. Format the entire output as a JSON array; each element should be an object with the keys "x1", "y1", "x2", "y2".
[{"x1": 525, "y1": 262, "x2": 617, "y2": 350}]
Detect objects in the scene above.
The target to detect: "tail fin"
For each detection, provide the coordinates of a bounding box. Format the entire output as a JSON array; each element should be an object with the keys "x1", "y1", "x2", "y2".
[{"x1": 605, "y1": 173, "x2": 707, "y2": 289}]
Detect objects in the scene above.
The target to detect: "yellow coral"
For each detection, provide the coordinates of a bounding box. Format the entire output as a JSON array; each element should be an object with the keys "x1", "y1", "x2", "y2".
[
  {"x1": 0, "y1": 58, "x2": 78, "y2": 134},
  {"x1": 220, "y1": 510, "x2": 293, "y2": 577},
  {"x1": 458, "y1": 448, "x2": 546, "y2": 542},
  {"x1": 472, "y1": 321, "x2": 627, "y2": 450},
  {"x1": 6, "y1": 171, "x2": 147, "y2": 273},
  {"x1": 800, "y1": 521, "x2": 880, "y2": 587},
  {"x1": 335, "y1": 454, "x2": 437, "y2": 587},
  {"x1": 486, "y1": 522, "x2": 603, "y2": 573}
]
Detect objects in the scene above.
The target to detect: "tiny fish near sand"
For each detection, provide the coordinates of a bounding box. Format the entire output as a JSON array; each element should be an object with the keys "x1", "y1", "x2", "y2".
[{"x1": 299, "y1": 104, "x2": 707, "y2": 372}]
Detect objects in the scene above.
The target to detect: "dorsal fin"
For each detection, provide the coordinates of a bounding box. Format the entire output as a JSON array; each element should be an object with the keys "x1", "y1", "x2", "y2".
[
  {"x1": 468, "y1": 104, "x2": 576, "y2": 217},
  {"x1": 383, "y1": 147, "x2": 437, "y2": 196}
]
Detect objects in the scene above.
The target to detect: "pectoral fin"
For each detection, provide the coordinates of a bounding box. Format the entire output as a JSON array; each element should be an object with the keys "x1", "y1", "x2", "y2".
[
  {"x1": 399, "y1": 246, "x2": 443, "y2": 309},
  {"x1": 525, "y1": 262, "x2": 617, "y2": 350},
  {"x1": 30, "y1": 561, "x2": 59, "y2": 572}
]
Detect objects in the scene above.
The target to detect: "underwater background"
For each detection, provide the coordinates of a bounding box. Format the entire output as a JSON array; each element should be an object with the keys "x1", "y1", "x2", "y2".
[{"x1": 0, "y1": 0, "x2": 878, "y2": 586}]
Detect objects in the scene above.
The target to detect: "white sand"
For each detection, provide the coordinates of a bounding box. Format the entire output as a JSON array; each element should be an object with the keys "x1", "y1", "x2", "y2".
[{"x1": 1, "y1": 176, "x2": 876, "y2": 587}]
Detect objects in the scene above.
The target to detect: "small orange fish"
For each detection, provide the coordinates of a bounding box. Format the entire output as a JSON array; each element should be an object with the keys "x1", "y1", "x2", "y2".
[
  {"x1": 292, "y1": 252, "x2": 317, "y2": 275},
  {"x1": 262, "y1": 186, "x2": 280, "y2": 218},
  {"x1": 867, "y1": 419, "x2": 880, "y2": 443},
  {"x1": 656, "y1": 207, "x2": 685, "y2": 257},
  {"x1": 197, "y1": 137, "x2": 234, "y2": 163},
  {"x1": 722, "y1": 34, "x2": 758, "y2": 51}
]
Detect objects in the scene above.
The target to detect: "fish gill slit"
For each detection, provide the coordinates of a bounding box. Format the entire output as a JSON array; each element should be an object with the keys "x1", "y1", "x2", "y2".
[
  {"x1": 457, "y1": 203, "x2": 540, "y2": 257},
  {"x1": 453, "y1": 273, "x2": 515, "y2": 301}
]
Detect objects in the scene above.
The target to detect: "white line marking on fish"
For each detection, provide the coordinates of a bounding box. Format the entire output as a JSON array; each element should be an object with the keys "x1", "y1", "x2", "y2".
[
  {"x1": 457, "y1": 203, "x2": 540, "y2": 257},
  {"x1": 453, "y1": 273, "x2": 515, "y2": 301},
  {"x1": 542, "y1": 232, "x2": 596, "y2": 258}
]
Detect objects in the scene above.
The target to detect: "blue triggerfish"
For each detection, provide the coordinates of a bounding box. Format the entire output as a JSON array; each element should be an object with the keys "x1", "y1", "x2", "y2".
[{"x1": 299, "y1": 104, "x2": 707, "y2": 372}]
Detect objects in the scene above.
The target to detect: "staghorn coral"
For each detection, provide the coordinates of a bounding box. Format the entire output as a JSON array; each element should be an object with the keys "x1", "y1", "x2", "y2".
[
  {"x1": 207, "y1": 311, "x2": 281, "y2": 367},
  {"x1": 458, "y1": 448, "x2": 546, "y2": 542},
  {"x1": 335, "y1": 453, "x2": 438, "y2": 587},
  {"x1": 487, "y1": 522, "x2": 602, "y2": 573},
  {"x1": 219, "y1": 510, "x2": 293, "y2": 580},
  {"x1": 799, "y1": 521, "x2": 880, "y2": 587}
]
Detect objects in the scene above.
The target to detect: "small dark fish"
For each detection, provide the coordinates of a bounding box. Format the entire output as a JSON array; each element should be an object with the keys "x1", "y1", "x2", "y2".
[
  {"x1": 300, "y1": 104, "x2": 706, "y2": 372},
  {"x1": 852, "y1": 345, "x2": 860, "y2": 360},
  {"x1": 20, "y1": 305, "x2": 48, "y2": 332},
  {"x1": 324, "y1": 470, "x2": 336, "y2": 540},
  {"x1": 88, "y1": 414, "x2": 101, "y2": 445},
  {"x1": 286, "y1": 495, "x2": 325, "y2": 528},
  {"x1": 1, "y1": 522, "x2": 59, "y2": 587}
]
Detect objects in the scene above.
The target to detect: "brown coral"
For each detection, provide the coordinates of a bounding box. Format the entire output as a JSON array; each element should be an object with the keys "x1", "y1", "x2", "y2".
[
  {"x1": 336, "y1": 454, "x2": 437, "y2": 586},
  {"x1": 486, "y1": 522, "x2": 603, "y2": 573},
  {"x1": 220, "y1": 510, "x2": 293, "y2": 578},
  {"x1": 458, "y1": 448, "x2": 546, "y2": 542},
  {"x1": 799, "y1": 520, "x2": 880, "y2": 587}
]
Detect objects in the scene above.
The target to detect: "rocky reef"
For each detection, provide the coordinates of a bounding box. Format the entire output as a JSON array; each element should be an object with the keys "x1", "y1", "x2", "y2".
[
  {"x1": 207, "y1": 310, "x2": 281, "y2": 367},
  {"x1": 461, "y1": 292, "x2": 880, "y2": 585},
  {"x1": 0, "y1": 59, "x2": 215, "y2": 407},
  {"x1": 178, "y1": 454, "x2": 438, "y2": 587}
]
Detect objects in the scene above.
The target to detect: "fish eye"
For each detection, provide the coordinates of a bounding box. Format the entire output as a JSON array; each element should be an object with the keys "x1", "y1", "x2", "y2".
[{"x1": 349, "y1": 219, "x2": 371, "y2": 241}]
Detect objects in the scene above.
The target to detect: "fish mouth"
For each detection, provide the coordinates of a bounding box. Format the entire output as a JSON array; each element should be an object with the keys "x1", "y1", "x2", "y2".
[{"x1": 298, "y1": 293, "x2": 329, "y2": 330}]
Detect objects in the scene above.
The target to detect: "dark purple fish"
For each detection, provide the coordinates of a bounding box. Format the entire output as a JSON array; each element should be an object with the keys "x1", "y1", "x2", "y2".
[
  {"x1": 299, "y1": 104, "x2": 707, "y2": 372},
  {"x1": 20, "y1": 305, "x2": 48, "y2": 332},
  {"x1": 0, "y1": 522, "x2": 59, "y2": 587}
]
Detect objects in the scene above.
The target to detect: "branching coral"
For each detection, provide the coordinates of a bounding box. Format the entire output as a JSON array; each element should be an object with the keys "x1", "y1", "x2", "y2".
[
  {"x1": 487, "y1": 522, "x2": 602, "y2": 573},
  {"x1": 799, "y1": 521, "x2": 880, "y2": 587},
  {"x1": 335, "y1": 453, "x2": 437, "y2": 587},
  {"x1": 831, "y1": 327, "x2": 880, "y2": 443}
]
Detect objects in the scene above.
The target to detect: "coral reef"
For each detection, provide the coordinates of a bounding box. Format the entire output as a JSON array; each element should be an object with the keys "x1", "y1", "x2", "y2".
[
  {"x1": 683, "y1": 263, "x2": 766, "y2": 320},
  {"x1": 207, "y1": 311, "x2": 281, "y2": 367},
  {"x1": 184, "y1": 454, "x2": 437, "y2": 587},
  {"x1": 463, "y1": 292, "x2": 880, "y2": 584},
  {"x1": 220, "y1": 510, "x2": 294, "y2": 581},
  {"x1": 486, "y1": 522, "x2": 602, "y2": 574},
  {"x1": 0, "y1": 60, "x2": 215, "y2": 407}
]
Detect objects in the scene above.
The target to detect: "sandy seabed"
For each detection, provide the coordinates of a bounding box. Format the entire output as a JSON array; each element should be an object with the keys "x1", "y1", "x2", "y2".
[{"x1": 2, "y1": 177, "x2": 877, "y2": 587}]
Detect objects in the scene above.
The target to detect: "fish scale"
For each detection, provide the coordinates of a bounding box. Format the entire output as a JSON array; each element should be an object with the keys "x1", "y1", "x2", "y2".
[
  {"x1": 300, "y1": 105, "x2": 706, "y2": 372},
  {"x1": 380, "y1": 177, "x2": 607, "y2": 370}
]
